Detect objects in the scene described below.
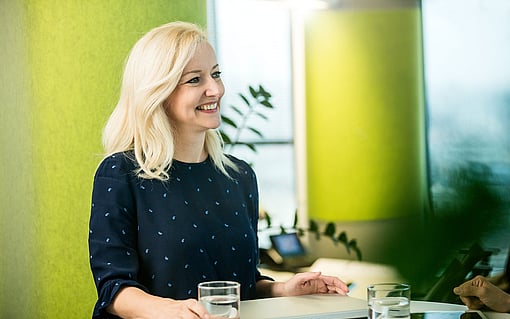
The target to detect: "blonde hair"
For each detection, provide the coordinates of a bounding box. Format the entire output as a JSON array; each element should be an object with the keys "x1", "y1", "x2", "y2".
[{"x1": 102, "y1": 21, "x2": 237, "y2": 180}]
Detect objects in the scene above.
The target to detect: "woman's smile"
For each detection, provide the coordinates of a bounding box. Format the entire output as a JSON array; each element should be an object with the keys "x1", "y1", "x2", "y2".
[{"x1": 196, "y1": 102, "x2": 218, "y2": 112}]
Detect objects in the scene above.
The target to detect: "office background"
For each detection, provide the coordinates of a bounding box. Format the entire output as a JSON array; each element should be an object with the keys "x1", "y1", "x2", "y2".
[{"x1": 1, "y1": 0, "x2": 509, "y2": 317}]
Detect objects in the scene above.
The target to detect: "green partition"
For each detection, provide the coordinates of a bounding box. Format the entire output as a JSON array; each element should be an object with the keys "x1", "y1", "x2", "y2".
[
  {"x1": 305, "y1": 3, "x2": 427, "y2": 222},
  {"x1": 0, "y1": 0, "x2": 36, "y2": 317},
  {"x1": 0, "y1": 1, "x2": 206, "y2": 317}
]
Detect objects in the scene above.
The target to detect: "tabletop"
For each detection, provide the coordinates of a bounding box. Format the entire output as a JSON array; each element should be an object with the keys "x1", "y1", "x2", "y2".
[{"x1": 240, "y1": 294, "x2": 509, "y2": 319}]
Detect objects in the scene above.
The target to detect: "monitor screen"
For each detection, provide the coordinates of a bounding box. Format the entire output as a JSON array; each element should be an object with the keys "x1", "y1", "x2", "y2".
[{"x1": 270, "y1": 233, "x2": 306, "y2": 257}]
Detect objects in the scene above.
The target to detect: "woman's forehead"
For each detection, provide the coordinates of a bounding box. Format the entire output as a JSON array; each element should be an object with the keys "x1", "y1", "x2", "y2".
[{"x1": 183, "y1": 42, "x2": 218, "y2": 71}]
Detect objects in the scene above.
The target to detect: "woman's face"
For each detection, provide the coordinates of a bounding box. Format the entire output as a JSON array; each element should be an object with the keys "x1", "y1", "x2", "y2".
[{"x1": 165, "y1": 41, "x2": 225, "y2": 135}]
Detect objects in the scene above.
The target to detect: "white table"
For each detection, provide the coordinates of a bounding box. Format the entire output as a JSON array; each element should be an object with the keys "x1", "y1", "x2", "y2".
[{"x1": 240, "y1": 294, "x2": 501, "y2": 319}]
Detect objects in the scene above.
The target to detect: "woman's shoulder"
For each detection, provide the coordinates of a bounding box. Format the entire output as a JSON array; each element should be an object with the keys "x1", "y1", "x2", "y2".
[
  {"x1": 94, "y1": 151, "x2": 137, "y2": 179},
  {"x1": 224, "y1": 154, "x2": 256, "y2": 179},
  {"x1": 225, "y1": 154, "x2": 251, "y2": 170}
]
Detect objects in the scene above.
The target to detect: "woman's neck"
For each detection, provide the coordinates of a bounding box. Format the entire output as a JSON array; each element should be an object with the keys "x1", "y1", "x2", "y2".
[{"x1": 173, "y1": 132, "x2": 208, "y2": 163}]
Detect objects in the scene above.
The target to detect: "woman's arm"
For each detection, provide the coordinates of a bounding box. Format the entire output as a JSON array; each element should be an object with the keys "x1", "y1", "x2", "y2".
[
  {"x1": 256, "y1": 272, "x2": 349, "y2": 298},
  {"x1": 256, "y1": 279, "x2": 285, "y2": 298},
  {"x1": 107, "y1": 286, "x2": 210, "y2": 319}
]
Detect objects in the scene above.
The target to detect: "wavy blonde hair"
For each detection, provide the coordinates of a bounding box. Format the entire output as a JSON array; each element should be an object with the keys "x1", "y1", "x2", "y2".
[{"x1": 102, "y1": 21, "x2": 237, "y2": 180}]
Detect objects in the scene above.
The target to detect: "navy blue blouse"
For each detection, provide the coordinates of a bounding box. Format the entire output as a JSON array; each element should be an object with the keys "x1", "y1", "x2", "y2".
[{"x1": 88, "y1": 152, "x2": 269, "y2": 318}]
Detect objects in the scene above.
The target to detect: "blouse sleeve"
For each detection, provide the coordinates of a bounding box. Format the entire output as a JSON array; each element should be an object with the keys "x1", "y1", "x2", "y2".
[
  {"x1": 88, "y1": 154, "x2": 147, "y2": 318},
  {"x1": 239, "y1": 159, "x2": 275, "y2": 283}
]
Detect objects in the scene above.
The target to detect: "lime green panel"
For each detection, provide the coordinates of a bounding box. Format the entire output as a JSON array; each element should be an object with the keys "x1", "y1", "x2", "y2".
[
  {"x1": 0, "y1": 1, "x2": 36, "y2": 318},
  {"x1": 21, "y1": 1, "x2": 206, "y2": 317},
  {"x1": 305, "y1": 8, "x2": 427, "y2": 221}
]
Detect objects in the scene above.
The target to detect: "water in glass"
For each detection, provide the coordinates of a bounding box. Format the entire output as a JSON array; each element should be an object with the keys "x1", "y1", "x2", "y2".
[
  {"x1": 200, "y1": 294, "x2": 239, "y2": 318},
  {"x1": 369, "y1": 296, "x2": 410, "y2": 319}
]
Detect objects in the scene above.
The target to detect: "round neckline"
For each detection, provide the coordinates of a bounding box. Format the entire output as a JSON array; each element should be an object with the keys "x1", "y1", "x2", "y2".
[{"x1": 172, "y1": 156, "x2": 210, "y2": 166}]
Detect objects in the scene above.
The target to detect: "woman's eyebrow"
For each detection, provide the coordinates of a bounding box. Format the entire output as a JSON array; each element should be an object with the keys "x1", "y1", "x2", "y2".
[
  {"x1": 182, "y1": 64, "x2": 219, "y2": 77},
  {"x1": 182, "y1": 69, "x2": 201, "y2": 76}
]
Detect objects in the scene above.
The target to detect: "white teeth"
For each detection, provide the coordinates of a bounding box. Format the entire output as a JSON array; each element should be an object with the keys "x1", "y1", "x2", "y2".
[{"x1": 197, "y1": 103, "x2": 217, "y2": 110}]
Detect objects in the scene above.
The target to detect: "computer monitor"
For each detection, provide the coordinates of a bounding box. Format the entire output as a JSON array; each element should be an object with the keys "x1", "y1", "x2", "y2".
[{"x1": 269, "y1": 232, "x2": 306, "y2": 257}]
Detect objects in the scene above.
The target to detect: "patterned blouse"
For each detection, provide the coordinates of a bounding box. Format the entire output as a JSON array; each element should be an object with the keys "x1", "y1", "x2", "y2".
[{"x1": 88, "y1": 152, "x2": 269, "y2": 318}]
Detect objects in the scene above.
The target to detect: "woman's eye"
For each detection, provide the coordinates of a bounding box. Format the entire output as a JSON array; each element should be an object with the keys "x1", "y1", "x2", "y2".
[
  {"x1": 212, "y1": 71, "x2": 222, "y2": 79},
  {"x1": 186, "y1": 77, "x2": 200, "y2": 84}
]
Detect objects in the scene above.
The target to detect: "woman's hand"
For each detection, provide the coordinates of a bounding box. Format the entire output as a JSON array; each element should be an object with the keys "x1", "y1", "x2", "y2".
[
  {"x1": 148, "y1": 298, "x2": 212, "y2": 319},
  {"x1": 453, "y1": 275, "x2": 510, "y2": 313},
  {"x1": 107, "y1": 287, "x2": 212, "y2": 319},
  {"x1": 282, "y1": 272, "x2": 350, "y2": 296},
  {"x1": 256, "y1": 272, "x2": 349, "y2": 298}
]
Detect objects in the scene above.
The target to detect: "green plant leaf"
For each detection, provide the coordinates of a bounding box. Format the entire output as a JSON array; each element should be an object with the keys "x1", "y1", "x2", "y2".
[
  {"x1": 348, "y1": 239, "x2": 362, "y2": 261},
  {"x1": 248, "y1": 127, "x2": 263, "y2": 138},
  {"x1": 220, "y1": 132, "x2": 232, "y2": 144},
  {"x1": 249, "y1": 86, "x2": 257, "y2": 98},
  {"x1": 260, "y1": 100, "x2": 274, "y2": 109},
  {"x1": 309, "y1": 219, "x2": 319, "y2": 232},
  {"x1": 264, "y1": 210, "x2": 272, "y2": 228},
  {"x1": 254, "y1": 111, "x2": 269, "y2": 120},
  {"x1": 231, "y1": 105, "x2": 243, "y2": 116},
  {"x1": 221, "y1": 116, "x2": 238, "y2": 128},
  {"x1": 337, "y1": 231, "x2": 347, "y2": 243},
  {"x1": 293, "y1": 210, "x2": 298, "y2": 228},
  {"x1": 259, "y1": 85, "x2": 272, "y2": 98},
  {"x1": 354, "y1": 247, "x2": 362, "y2": 261},
  {"x1": 309, "y1": 219, "x2": 321, "y2": 240},
  {"x1": 324, "y1": 222, "x2": 336, "y2": 237},
  {"x1": 245, "y1": 143, "x2": 257, "y2": 152},
  {"x1": 239, "y1": 93, "x2": 250, "y2": 106}
]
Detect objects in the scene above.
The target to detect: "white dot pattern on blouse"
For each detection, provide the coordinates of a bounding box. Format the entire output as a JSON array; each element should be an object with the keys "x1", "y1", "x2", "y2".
[{"x1": 89, "y1": 152, "x2": 267, "y2": 317}]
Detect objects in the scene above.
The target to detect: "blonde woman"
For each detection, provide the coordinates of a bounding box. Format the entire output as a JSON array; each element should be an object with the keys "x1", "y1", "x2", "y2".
[{"x1": 88, "y1": 21, "x2": 348, "y2": 319}]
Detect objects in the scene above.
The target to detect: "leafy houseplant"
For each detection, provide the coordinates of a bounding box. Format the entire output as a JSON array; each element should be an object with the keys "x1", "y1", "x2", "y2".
[
  {"x1": 220, "y1": 84, "x2": 274, "y2": 152},
  {"x1": 220, "y1": 84, "x2": 363, "y2": 261},
  {"x1": 260, "y1": 210, "x2": 363, "y2": 261}
]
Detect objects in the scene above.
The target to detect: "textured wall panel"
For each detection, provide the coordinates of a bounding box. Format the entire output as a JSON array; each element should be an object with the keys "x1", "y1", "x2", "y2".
[{"x1": 1, "y1": 1, "x2": 206, "y2": 317}]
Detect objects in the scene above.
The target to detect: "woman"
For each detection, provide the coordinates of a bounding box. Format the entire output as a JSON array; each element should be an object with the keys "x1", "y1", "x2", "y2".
[{"x1": 88, "y1": 21, "x2": 349, "y2": 319}]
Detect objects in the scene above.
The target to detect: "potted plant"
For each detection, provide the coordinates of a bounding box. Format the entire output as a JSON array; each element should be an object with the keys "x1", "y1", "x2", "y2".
[{"x1": 221, "y1": 85, "x2": 362, "y2": 261}]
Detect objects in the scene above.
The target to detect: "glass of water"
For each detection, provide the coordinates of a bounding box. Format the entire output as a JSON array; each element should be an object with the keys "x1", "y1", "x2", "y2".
[
  {"x1": 368, "y1": 283, "x2": 411, "y2": 319},
  {"x1": 198, "y1": 281, "x2": 240, "y2": 319}
]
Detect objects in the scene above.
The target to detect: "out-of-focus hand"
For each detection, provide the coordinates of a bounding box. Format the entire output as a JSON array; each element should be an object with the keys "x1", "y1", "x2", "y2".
[
  {"x1": 453, "y1": 275, "x2": 510, "y2": 313},
  {"x1": 282, "y1": 272, "x2": 350, "y2": 296}
]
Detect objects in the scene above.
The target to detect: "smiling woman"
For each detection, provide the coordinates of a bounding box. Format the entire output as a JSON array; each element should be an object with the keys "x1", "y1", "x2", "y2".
[
  {"x1": 91, "y1": 22, "x2": 251, "y2": 318},
  {"x1": 89, "y1": 20, "x2": 349, "y2": 319}
]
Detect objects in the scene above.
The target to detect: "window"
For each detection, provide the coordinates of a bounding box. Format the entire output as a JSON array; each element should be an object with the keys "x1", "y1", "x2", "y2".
[
  {"x1": 208, "y1": 0, "x2": 296, "y2": 244},
  {"x1": 422, "y1": 0, "x2": 510, "y2": 273},
  {"x1": 209, "y1": 0, "x2": 510, "y2": 267}
]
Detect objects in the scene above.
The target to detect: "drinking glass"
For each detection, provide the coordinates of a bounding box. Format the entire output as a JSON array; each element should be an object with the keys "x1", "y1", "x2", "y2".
[
  {"x1": 198, "y1": 281, "x2": 240, "y2": 318},
  {"x1": 368, "y1": 283, "x2": 411, "y2": 319}
]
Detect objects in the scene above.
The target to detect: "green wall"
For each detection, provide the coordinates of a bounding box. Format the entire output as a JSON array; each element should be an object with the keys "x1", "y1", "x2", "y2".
[
  {"x1": 0, "y1": 1, "x2": 206, "y2": 317},
  {"x1": 305, "y1": 6, "x2": 427, "y2": 221}
]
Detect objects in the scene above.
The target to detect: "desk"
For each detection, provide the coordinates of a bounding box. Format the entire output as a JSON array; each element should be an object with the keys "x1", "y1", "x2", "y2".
[{"x1": 241, "y1": 294, "x2": 492, "y2": 319}]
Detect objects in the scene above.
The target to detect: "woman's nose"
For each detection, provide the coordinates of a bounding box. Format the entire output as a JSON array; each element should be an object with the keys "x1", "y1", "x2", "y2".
[{"x1": 205, "y1": 77, "x2": 224, "y2": 97}]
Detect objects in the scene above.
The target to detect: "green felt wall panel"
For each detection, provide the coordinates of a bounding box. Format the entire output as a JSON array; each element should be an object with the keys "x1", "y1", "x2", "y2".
[
  {"x1": 1, "y1": 1, "x2": 206, "y2": 317},
  {"x1": 305, "y1": 7, "x2": 427, "y2": 222},
  {"x1": 0, "y1": 1, "x2": 36, "y2": 318}
]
